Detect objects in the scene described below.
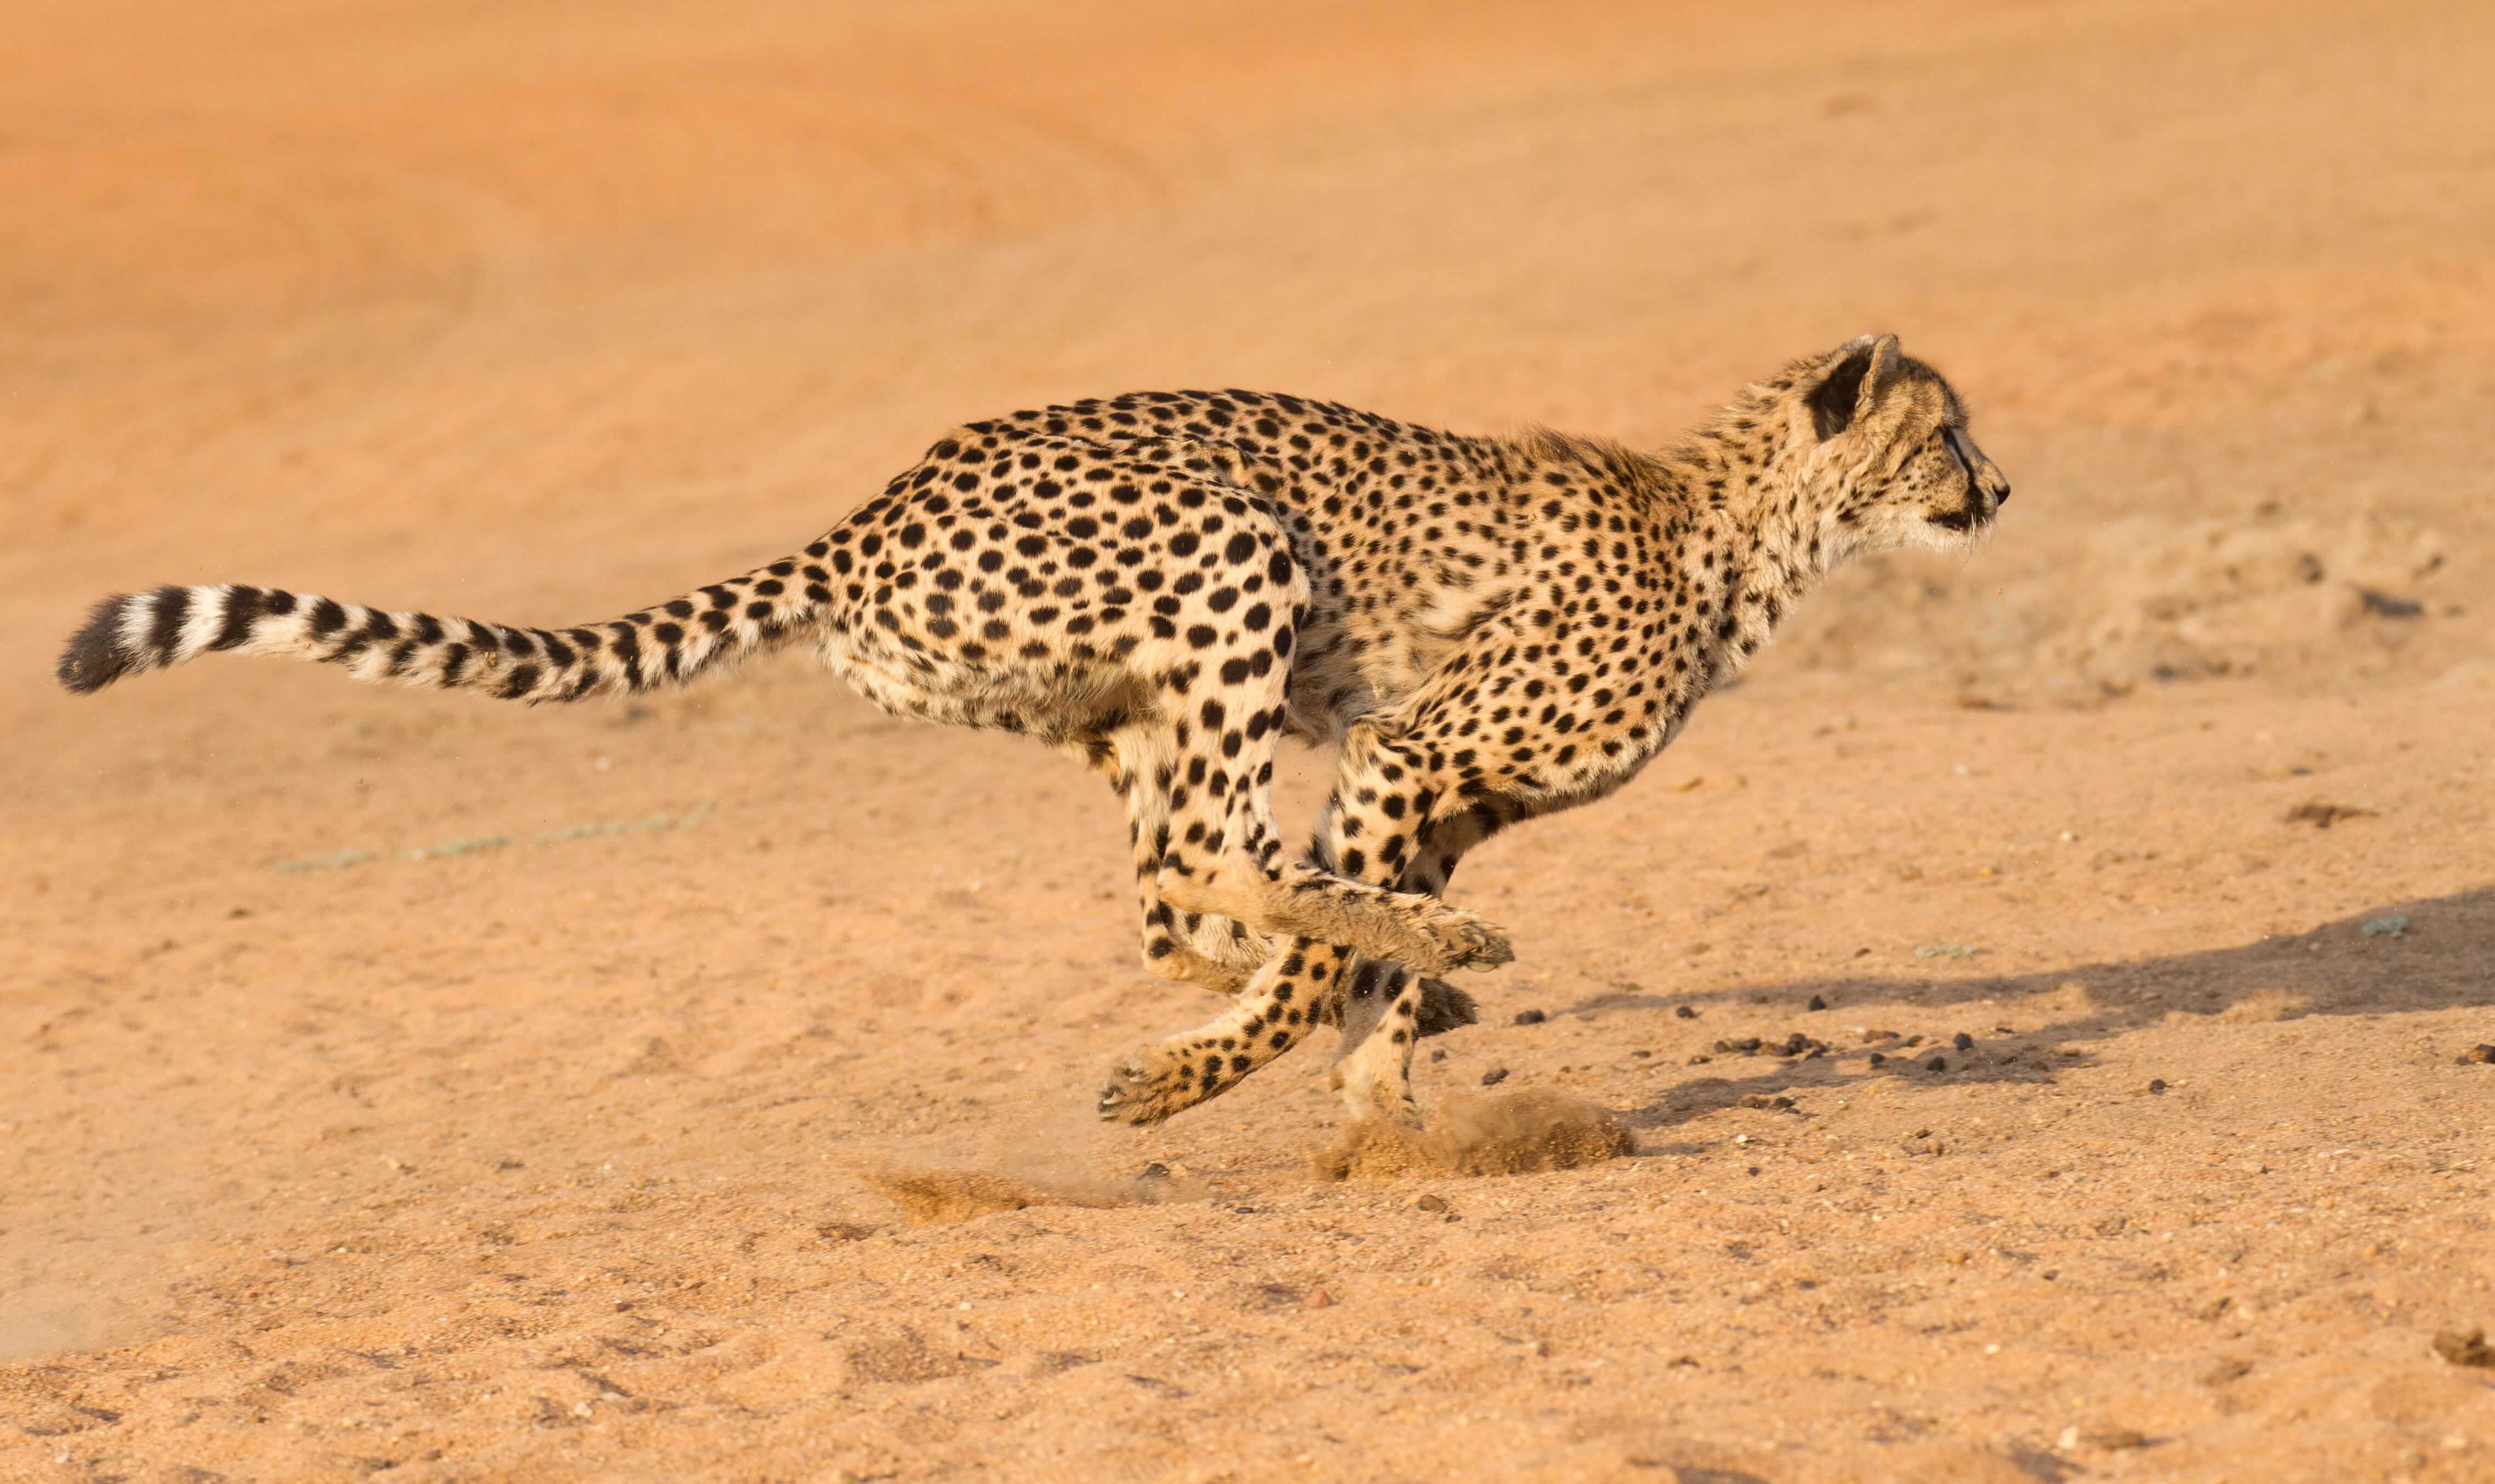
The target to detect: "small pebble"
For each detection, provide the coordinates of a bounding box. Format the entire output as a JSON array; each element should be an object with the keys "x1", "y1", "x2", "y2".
[
  {"x1": 2146, "y1": 1078, "x2": 2167, "y2": 1094},
  {"x1": 1924, "y1": 1055, "x2": 1949, "y2": 1073},
  {"x1": 1140, "y1": 1162, "x2": 1171, "y2": 1180},
  {"x1": 1304, "y1": 1289, "x2": 1336, "y2": 1310},
  {"x1": 1867, "y1": 1052, "x2": 1886, "y2": 1066},
  {"x1": 1513, "y1": 1009, "x2": 1547, "y2": 1026},
  {"x1": 1415, "y1": 1194, "x2": 1449, "y2": 1213},
  {"x1": 1686, "y1": 1054, "x2": 1712, "y2": 1065},
  {"x1": 1631, "y1": 1049, "x2": 1651, "y2": 1059},
  {"x1": 2458, "y1": 1044, "x2": 2495, "y2": 1065},
  {"x1": 1807, "y1": 995, "x2": 1827, "y2": 1011},
  {"x1": 2202, "y1": 1357, "x2": 2252, "y2": 1385},
  {"x1": 2433, "y1": 1329, "x2": 2494, "y2": 1368},
  {"x1": 1952, "y1": 1032, "x2": 1975, "y2": 1052},
  {"x1": 1430, "y1": 1049, "x2": 1448, "y2": 1062},
  {"x1": 1675, "y1": 1006, "x2": 1698, "y2": 1019},
  {"x1": 1480, "y1": 1067, "x2": 1510, "y2": 1087}
]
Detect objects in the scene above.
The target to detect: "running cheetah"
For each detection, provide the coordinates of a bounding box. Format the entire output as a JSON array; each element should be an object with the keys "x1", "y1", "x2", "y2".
[{"x1": 58, "y1": 333, "x2": 2008, "y2": 1128}]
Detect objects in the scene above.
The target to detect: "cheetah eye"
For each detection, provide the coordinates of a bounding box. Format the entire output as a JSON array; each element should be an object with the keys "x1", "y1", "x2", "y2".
[{"x1": 1940, "y1": 426, "x2": 1973, "y2": 473}]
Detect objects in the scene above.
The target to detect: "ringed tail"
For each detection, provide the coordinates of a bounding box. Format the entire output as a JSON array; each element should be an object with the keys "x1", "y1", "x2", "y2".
[{"x1": 55, "y1": 538, "x2": 842, "y2": 703}]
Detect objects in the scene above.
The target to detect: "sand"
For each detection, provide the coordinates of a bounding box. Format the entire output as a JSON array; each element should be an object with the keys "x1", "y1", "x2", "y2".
[{"x1": 6, "y1": 2, "x2": 2494, "y2": 1480}]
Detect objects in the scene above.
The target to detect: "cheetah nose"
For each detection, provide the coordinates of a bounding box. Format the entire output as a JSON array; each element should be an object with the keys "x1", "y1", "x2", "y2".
[{"x1": 1991, "y1": 483, "x2": 2010, "y2": 509}]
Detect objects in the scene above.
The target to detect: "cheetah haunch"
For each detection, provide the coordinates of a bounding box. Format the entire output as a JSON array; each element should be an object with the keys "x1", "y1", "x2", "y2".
[{"x1": 59, "y1": 334, "x2": 2008, "y2": 1127}]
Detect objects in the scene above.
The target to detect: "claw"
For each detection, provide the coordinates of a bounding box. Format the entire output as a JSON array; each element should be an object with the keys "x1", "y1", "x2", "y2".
[
  {"x1": 1096, "y1": 1047, "x2": 1229, "y2": 1126},
  {"x1": 1095, "y1": 1057, "x2": 1169, "y2": 1125}
]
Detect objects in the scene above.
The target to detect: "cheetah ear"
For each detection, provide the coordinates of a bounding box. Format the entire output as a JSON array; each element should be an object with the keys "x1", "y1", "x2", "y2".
[{"x1": 1805, "y1": 333, "x2": 1904, "y2": 439}]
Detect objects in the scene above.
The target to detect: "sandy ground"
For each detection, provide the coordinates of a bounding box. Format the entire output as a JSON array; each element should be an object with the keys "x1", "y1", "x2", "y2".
[{"x1": 7, "y1": 2, "x2": 2495, "y2": 1480}]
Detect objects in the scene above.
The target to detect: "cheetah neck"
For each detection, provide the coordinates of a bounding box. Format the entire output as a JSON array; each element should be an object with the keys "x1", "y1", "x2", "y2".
[{"x1": 1649, "y1": 424, "x2": 1837, "y2": 676}]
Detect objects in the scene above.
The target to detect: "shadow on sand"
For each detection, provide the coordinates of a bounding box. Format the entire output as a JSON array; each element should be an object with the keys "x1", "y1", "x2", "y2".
[{"x1": 1572, "y1": 887, "x2": 2494, "y2": 1131}]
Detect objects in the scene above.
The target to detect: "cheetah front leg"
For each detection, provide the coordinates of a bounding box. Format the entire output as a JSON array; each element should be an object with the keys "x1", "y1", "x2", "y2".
[
  {"x1": 1078, "y1": 655, "x2": 1481, "y2": 1024},
  {"x1": 1328, "y1": 804, "x2": 1502, "y2": 1121},
  {"x1": 1097, "y1": 721, "x2": 1456, "y2": 1125},
  {"x1": 1143, "y1": 688, "x2": 1511, "y2": 981}
]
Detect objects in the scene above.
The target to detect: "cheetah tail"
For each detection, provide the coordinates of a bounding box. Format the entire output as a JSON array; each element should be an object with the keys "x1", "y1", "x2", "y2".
[{"x1": 55, "y1": 550, "x2": 836, "y2": 704}]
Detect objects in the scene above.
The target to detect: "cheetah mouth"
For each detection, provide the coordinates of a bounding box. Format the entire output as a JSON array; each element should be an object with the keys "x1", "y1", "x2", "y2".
[{"x1": 1926, "y1": 506, "x2": 1981, "y2": 533}]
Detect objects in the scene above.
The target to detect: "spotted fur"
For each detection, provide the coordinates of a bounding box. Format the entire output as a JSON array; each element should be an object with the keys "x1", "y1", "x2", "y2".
[{"x1": 59, "y1": 333, "x2": 2007, "y2": 1129}]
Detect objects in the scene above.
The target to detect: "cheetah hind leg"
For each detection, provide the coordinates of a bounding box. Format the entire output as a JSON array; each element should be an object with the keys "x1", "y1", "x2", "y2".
[{"x1": 1158, "y1": 867, "x2": 1513, "y2": 977}]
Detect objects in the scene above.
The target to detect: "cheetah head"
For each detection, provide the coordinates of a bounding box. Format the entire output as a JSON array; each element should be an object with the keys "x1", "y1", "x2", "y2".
[{"x1": 1786, "y1": 333, "x2": 2010, "y2": 555}]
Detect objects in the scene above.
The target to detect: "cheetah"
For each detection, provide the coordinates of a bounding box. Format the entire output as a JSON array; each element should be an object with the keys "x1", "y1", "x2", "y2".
[{"x1": 58, "y1": 333, "x2": 2008, "y2": 1128}]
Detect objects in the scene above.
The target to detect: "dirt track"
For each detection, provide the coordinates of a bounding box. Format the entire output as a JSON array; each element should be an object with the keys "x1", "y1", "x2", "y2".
[{"x1": 7, "y1": 3, "x2": 2494, "y2": 1480}]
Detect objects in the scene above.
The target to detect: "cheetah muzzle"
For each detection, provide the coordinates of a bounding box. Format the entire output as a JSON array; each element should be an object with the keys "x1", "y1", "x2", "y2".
[{"x1": 58, "y1": 333, "x2": 2007, "y2": 1129}]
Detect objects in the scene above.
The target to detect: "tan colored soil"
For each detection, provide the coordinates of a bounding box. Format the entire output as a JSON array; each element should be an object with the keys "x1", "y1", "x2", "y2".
[{"x1": 7, "y1": 2, "x2": 2495, "y2": 1480}]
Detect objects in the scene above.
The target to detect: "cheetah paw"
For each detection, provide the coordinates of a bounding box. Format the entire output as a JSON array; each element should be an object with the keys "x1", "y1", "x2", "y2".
[
  {"x1": 1096, "y1": 1045, "x2": 1230, "y2": 1126},
  {"x1": 1333, "y1": 1065, "x2": 1426, "y2": 1128},
  {"x1": 1395, "y1": 900, "x2": 1515, "y2": 974}
]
